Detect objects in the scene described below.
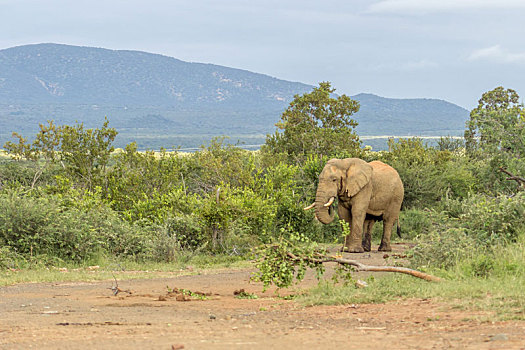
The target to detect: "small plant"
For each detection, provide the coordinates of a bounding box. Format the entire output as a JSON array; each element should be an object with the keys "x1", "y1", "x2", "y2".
[
  {"x1": 464, "y1": 254, "x2": 495, "y2": 278},
  {"x1": 180, "y1": 288, "x2": 209, "y2": 300},
  {"x1": 234, "y1": 289, "x2": 258, "y2": 299}
]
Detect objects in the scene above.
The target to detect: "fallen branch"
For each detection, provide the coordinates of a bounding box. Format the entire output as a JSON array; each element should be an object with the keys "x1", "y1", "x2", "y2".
[
  {"x1": 499, "y1": 167, "x2": 525, "y2": 189},
  {"x1": 286, "y1": 252, "x2": 441, "y2": 282},
  {"x1": 108, "y1": 272, "x2": 132, "y2": 296}
]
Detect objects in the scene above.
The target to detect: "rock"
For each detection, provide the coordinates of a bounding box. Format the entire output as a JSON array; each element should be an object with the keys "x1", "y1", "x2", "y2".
[
  {"x1": 356, "y1": 280, "x2": 368, "y2": 288},
  {"x1": 490, "y1": 334, "x2": 508, "y2": 341}
]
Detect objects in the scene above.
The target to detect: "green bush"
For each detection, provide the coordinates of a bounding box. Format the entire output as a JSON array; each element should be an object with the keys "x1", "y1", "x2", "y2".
[
  {"x1": 0, "y1": 190, "x2": 158, "y2": 262},
  {"x1": 0, "y1": 246, "x2": 25, "y2": 269},
  {"x1": 163, "y1": 214, "x2": 205, "y2": 251},
  {"x1": 409, "y1": 226, "x2": 475, "y2": 270},
  {"x1": 408, "y1": 193, "x2": 525, "y2": 270},
  {"x1": 0, "y1": 160, "x2": 60, "y2": 189},
  {"x1": 442, "y1": 193, "x2": 525, "y2": 245},
  {"x1": 398, "y1": 209, "x2": 433, "y2": 240},
  {"x1": 461, "y1": 254, "x2": 495, "y2": 278},
  {"x1": 379, "y1": 138, "x2": 479, "y2": 208},
  {"x1": 2, "y1": 116, "x2": 523, "y2": 268}
]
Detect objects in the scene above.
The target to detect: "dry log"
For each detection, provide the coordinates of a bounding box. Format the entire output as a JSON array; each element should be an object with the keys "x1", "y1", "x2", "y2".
[{"x1": 286, "y1": 252, "x2": 441, "y2": 282}]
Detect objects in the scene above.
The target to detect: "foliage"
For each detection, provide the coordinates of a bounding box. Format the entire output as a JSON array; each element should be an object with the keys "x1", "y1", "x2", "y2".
[
  {"x1": 436, "y1": 136, "x2": 464, "y2": 152},
  {"x1": 0, "y1": 189, "x2": 158, "y2": 263},
  {"x1": 3, "y1": 118, "x2": 117, "y2": 189},
  {"x1": 1, "y1": 85, "x2": 524, "y2": 301},
  {"x1": 192, "y1": 137, "x2": 259, "y2": 191},
  {"x1": 252, "y1": 237, "x2": 327, "y2": 290},
  {"x1": 263, "y1": 82, "x2": 362, "y2": 162},
  {"x1": 397, "y1": 209, "x2": 433, "y2": 240},
  {"x1": 380, "y1": 138, "x2": 480, "y2": 208},
  {"x1": 0, "y1": 159, "x2": 59, "y2": 189},
  {"x1": 408, "y1": 193, "x2": 525, "y2": 270},
  {"x1": 465, "y1": 86, "x2": 525, "y2": 159},
  {"x1": 464, "y1": 86, "x2": 525, "y2": 193},
  {"x1": 442, "y1": 193, "x2": 525, "y2": 245}
]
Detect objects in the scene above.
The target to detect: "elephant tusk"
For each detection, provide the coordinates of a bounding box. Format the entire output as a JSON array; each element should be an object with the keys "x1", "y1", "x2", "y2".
[
  {"x1": 324, "y1": 197, "x2": 335, "y2": 207},
  {"x1": 303, "y1": 203, "x2": 315, "y2": 211}
]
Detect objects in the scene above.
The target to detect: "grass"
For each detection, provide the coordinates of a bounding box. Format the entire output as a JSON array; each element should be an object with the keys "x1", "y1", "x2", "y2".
[
  {"x1": 0, "y1": 254, "x2": 252, "y2": 286},
  {"x1": 301, "y1": 274, "x2": 525, "y2": 320},
  {"x1": 299, "y1": 240, "x2": 525, "y2": 320}
]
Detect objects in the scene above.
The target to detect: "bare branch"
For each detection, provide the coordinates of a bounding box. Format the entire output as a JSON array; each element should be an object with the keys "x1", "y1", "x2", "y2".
[
  {"x1": 499, "y1": 167, "x2": 525, "y2": 189},
  {"x1": 286, "y1": 251, "x2": 441, "y2": 282}
]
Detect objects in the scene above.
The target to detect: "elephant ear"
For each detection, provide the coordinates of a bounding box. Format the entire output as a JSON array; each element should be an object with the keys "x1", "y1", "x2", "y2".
[{"x1": 344, "y1": 161, "x2": 373, "y2": 197}]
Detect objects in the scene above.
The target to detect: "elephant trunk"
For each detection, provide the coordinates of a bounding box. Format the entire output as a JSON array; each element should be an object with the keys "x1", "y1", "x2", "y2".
[{"x1": 314, "y1": 189, "x2": 336, "y2": 224}]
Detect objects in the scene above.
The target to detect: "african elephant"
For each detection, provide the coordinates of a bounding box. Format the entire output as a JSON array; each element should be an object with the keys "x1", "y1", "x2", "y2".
[{"x1": 304, "y1": 158, "x2": 404, "y2": 253}]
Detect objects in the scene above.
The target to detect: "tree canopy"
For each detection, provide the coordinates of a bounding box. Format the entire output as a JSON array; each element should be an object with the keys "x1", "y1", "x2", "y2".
[
  {"x1": 263, "y1": 82, "x2": 362, "y2": 162},
  {"x1": 464, "y1": 86, "x2": 525, "y2": 191},
  {"x1": 465, "y1": 86, "x2": 525, "y2": 159}
]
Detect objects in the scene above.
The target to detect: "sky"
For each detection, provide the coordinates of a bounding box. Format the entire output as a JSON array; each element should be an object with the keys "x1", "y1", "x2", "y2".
[{"x1": 1, "y1": 0, "x2": 524, "y2": 109}]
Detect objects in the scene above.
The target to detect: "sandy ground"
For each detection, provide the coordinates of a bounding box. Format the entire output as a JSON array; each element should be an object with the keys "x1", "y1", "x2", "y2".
[{"x1": 1, "y1": 243, "x2": 525, "y2": 350}]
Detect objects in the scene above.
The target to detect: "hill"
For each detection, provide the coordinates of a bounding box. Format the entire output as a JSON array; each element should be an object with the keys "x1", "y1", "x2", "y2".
[
  {"x1": 351, "y1": 93, "x2": 468, "y2": 136},
  {"x1": 0, "y1": 43, "x2": 469, "y2": 149}
]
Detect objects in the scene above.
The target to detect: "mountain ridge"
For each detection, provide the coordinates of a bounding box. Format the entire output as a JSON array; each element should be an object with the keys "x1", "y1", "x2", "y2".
[
  {"x1": 0, "y1": 43, "x2": 469, "y2": 149},
  {"x1": 0, "y1": 43, "x2": 313, "y2": 107}
]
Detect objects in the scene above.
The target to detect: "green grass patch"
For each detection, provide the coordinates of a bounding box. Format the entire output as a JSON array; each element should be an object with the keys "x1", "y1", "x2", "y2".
[
  {"x1": 300, "y1": 240, "x2": 525, "y2": 320},
  {"x1": 301, "y1": 274, "x2": 525, "y2": 320},
  {"x1": 0, "y1": 254, "x2": 251, "y2": 286}
]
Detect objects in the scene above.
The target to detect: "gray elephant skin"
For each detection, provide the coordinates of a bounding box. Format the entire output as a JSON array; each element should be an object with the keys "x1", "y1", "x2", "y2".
[{"x1": 305, "y1": 158, "x2": 404, "y2": 253}]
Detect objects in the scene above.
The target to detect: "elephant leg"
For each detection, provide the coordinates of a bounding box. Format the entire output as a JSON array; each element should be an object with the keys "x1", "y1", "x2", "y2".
[
  {"x1": 343, "y1": 207, "x2": 365, "y2": 253},
  {"x1": 378, "y1": 217, "x2": 395, "y2": 252},
  {"x1": 362, "y1": 219, "x2": 374, "y2": 252}
]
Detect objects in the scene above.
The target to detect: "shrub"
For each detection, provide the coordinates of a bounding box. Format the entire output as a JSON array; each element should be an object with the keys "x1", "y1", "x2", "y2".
[
  {"x1": 409, "y1": 193, "x2": 525, "y2": 270},
  {"x1": 380, "y1": 138, "x2": 480, "y2": 208},
  {"x1": 0, "y1": 246, "x2": 25, "y2": 269},
  {"x1": 442, "y1": 193, "x2": 525, "y2": 245},
  {"x1": 0, "y1": 190, "x2": 159, "y2": 263},
  {"x1": 398, "y1": 209, "x2": 433, "y2": 240},
  {"x1": 409, "y1": 226, "x2": 475, "y2": 270},
  {"x1": 461, "y1": 254, "x2": 495, "y2": 278},
  {"x1": 163, "y1": 214, "x2": 205, "y2": 251}
]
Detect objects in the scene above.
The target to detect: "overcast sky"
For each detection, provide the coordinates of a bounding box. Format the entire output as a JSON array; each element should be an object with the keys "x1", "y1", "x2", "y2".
[{"x1": 1, "y1": 0, "x2": 524, "y2": 109}]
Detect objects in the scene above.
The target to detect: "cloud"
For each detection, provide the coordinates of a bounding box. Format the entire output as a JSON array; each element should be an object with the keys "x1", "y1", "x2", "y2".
[
  {"x1": 468, "y1": 45, "x2": 525, "y2": 64},
  {"x1": 367, "y1": 0, "x2": 525, "y2": 15}
]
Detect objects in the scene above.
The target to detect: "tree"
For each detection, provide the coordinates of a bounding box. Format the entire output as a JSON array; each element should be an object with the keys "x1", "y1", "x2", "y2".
[
  {"x1": 465, "y1": 87, "x2": 525, "y2": 191},
  {"x1": 465, "y1": 86, "x2": 525, "y2": 159},
  {"x1": 58, "y1": 118, "x2": 117, "y2": 189},
  {"x1": 3, "y1": 121, "x2": 61, "y2": 188},
  {"x1": 3, "y1": 118, "x2": 117, "y2": 189},
  {"x1": 263, "y1": 82, "x2": 362, "y2": 162}
]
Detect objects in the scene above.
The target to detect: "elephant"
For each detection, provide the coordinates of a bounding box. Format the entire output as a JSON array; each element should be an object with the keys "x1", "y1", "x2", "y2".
[{"x1": 304, "y1": 158, "x2": 404, "y2": 253}]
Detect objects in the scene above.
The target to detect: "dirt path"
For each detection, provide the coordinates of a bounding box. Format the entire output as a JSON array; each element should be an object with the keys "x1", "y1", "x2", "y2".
[{"x1": 1, "y1": 244, "x2": 525, "y2": 350}]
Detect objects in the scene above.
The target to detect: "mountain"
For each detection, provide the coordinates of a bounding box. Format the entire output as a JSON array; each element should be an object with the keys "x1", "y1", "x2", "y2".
[
  {"x1": 0, "y1": 43, "x2": 312, "y2": 107},
  {"x1": 0, "y1": 43, "x2": 469, "y2": 150},
  {"x1": 351, "y1": 93, "x2": 469, "y2": 136}
]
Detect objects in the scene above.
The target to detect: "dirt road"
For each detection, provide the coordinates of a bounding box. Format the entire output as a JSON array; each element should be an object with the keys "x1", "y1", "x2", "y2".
[{"x1": 1, "y1": 245, "x2": 525, "y2": 349}]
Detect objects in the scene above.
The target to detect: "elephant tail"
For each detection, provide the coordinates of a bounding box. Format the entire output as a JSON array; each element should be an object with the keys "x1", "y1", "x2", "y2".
[{"x1": 396, "y1": 219, "x2": 402, "y2": 238}]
